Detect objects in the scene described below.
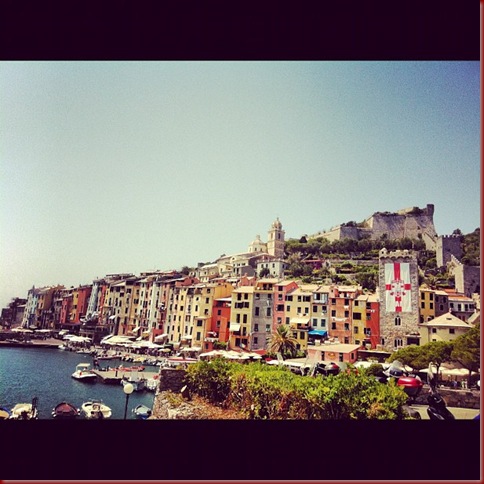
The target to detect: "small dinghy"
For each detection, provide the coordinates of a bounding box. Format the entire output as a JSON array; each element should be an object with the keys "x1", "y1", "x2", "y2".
[
  {"x1": 52, "y1": 401, "x2": 80, "y2": 419},
  {"x1": 133, "y1": 404, "x2": 152, "y2": 419}
]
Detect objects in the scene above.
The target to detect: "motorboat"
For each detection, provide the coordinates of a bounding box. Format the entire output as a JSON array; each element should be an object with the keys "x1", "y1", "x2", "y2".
[
  {"x1": 52, "y1": 401, "x2": 80, "y2": 419},
  {"x1": 145, "y1": 377, "x2": 159, "y2": 392},
  {"x1": 10, "y1": 397, "x2": 39, "y2": 420},
  {"x1": 133, "y1": 404, "x2": 152, "y2": 419},
  {"x1": 0, "y1": 407, "x2": 11, "y2": 419},
  {"x1": 81, "y1": 400, "x2": 112, "y2": 419},
  {"x1": 72, "y1": 363, "x2": 97, "y2": 381},
  {"x1": 121, "y1": 374, "x2": 146, "y2": 392}
]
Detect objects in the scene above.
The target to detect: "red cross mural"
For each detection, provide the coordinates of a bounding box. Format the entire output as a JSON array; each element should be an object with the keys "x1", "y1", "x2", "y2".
[{"x1": 385, "y1": 262, "x2": 412, "y2": 312}]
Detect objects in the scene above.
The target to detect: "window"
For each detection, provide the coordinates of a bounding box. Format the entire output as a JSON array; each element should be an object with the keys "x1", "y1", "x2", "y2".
[
  {"x1": 331, "y1": 322, "x2": 336, "y2": 330},
  {"x1": 299, "y1": 331, "x2": 305, "y2": 339},
  {"x1": 313, "y1": 305, "x2": 318, "y2": 313},
  {"x1": 331, "y1": 298, "x2": 336, "y2": 304},
  {"x1": 429, "y1": 303, "x2": 433, "y2": 310},
  {"x1": 344, "y1": 311, "x2": 349, "y2": 318},
  {"x1": 440, "y1": 305, "x2": 444, "y2": 311},
  {"x1": 344, "y1": 337, "x2": 349, "y2": 344},
  {"x1": 381, "y1": 338, "x2": 385, "y2": 345},
  {"x1": 197, "y1": 320, "x2": 203, "y2": 327},
  {"x1": 254, "y1": 324, "x2": 259, "y2": 332},
  {"x1": 344, "y1": 299, "x2": 349, "y2": 305},
  {"x1": 394, "y1": 338, "x2": 403, "y2": 348},
  {"x1": 196, "y1": 332, "x2": 201, "y2": 341},
  {"x1": 421, "y1": 302, "x2": 425, "y2": 309},
  {"x1": 255, "y1": 307, "x2": 259, "y2": 316},
  {"x1": 266, "y1": 308, "x2": 271, "y2": 317},
  {"x1": 331, "y1": 310, "x2": 336, "y2": 317},
  {"x1": 236, "y1": 314, "x2": 240, "y2": 323},
  {"x1": 266, "y1": 324, "x2": 271, "y2": 332},
  {"x1": 312, "y1": 318, "x2": 318, "y2": 327},
  {"x1": 431, "y1": 328, "x2": 437, "y2": 333},
  {"x1": 253, "y1": 336, "x2": 258, "y2": 345},
  {"x1": 277, "y1": 304, "x2": 284, "y2": 311},
  {"x1": 354, "y1": 326, "x2": 358, "y2": 334},
  {"x1": 344, "y1": 323, "x2": 350, "y2": 331},
  {"x1": 286, "y1": 317, "x2": 290, "y2": 324},
  {"x1": 297, "y1": 307, "x2": 301, "y2": 314},
  {"x1": 216, "y1": 320, "x2": 221, "y2": 327},
  {"x1": 217, "y1": 309, "x2": 221, "y2": 315},
  {"x1": 277, "y1": 317, "x2": 282, "y2": 324},
  {"x1": 286, "y1": 306, "x2": 291, "y2": 312},
  {"x1": 449, "y1": 328, "x2": 455, "y2": 334},
  {"x1": 286, "y1": 295, "x2": 293, "y2": 302},
  {"x1": 243, "y1": 314, "x2": 247, "y2": 324},
  {"x1": 205, "y1": 298, "x2": 209, "y2": 304},
  {"x1": 395, "y1": 316, "x2": 401, "y2": 326}
]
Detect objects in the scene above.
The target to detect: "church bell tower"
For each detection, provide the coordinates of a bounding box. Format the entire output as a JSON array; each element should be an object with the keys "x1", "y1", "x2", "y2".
[{"x1": 267, "y1": 217, "x2": 285, "y2": 259}]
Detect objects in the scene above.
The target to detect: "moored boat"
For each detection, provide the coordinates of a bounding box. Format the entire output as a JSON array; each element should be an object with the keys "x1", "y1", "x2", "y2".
[
  {"x1": 0, "y1": 407, "x2": 11, "y2": 419},
  {"x1": 72, "y1": 363, "x2": 97, "y2": 381},
  {"x1": 10, "y1": 397, "x2": 39, "y2": 420},
  {"x1": 81, "y1": 400, "x2": 112, "y2": 419},
  {"x1": 133, "y1": 404, "x2": 152, "y2": 419},
  {"x1": 121, "y1": 375, "x2": 146, "y2": 392},
  {"x1": 52, "y1": 401, "x2": 80, "y2": 419}
]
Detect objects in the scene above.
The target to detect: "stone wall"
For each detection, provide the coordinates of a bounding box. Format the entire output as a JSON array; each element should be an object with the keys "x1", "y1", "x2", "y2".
[
  {"x1": 436, "y1": 234, "x2": 462, "y2": 268},
  {"x1": 158, "y1": 368, "x2": 188, "y2": 392},
  {"x1": 414, "y1": 386, "x2": 480, "y2": 409}
]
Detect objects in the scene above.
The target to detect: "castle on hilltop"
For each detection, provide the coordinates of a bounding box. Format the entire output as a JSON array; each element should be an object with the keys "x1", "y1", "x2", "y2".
[{"x1": 309, "y1": 204, "x2": 438, "y2": 250}]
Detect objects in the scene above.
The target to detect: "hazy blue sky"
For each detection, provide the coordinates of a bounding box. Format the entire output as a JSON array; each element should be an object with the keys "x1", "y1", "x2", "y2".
[{"x1": 0, "y1": 61, "x2": 480, "y2": 308}]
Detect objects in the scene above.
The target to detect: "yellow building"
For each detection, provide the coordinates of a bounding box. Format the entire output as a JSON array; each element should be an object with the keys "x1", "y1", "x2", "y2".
[
  {"x1": 229, "y1": 286, "x2": 255, "y2": 349},
  {"x1": 419, "y1": 285, "x2": 436, "y2": 323},
  {"x1": 419, "y1": 312, "x2": 473, "y2": 344},
  {"x1": 285, "y1": 283, "x2": 318, "y2": 351},
  {"x1": 352, "y1": 294, "x2": 368, "y2": 345}
]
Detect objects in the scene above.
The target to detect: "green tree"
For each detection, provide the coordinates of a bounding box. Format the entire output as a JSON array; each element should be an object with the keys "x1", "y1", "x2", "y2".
[
  {"x1": 388, "y1": 345, "x2": 429, "y2": 371},
  {"x1": 425, "y1": 341, "x2": 454, "y2": 379},
  {"x1": 268, "y1": 325, "x2": 298, "y2": 359},
  {"x1": 451, "y1": 323, "x2": 480, "y2": 387}
]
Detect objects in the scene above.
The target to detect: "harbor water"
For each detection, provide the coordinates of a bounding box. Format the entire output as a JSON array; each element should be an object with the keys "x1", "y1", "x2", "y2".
[{"x1": 0, "y1": 346, "x2": 155, "y2": 419}]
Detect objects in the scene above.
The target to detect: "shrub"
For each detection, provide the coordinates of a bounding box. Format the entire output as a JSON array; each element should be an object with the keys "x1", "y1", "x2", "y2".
[{"x1": 186, "y1": 361, "x2": 409, "y2": 419}]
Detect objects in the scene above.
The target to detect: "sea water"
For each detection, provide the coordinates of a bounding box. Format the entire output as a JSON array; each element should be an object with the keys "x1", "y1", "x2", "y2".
[{"x1": 0, "y1": 346, "x2": 155, "y2": 419}]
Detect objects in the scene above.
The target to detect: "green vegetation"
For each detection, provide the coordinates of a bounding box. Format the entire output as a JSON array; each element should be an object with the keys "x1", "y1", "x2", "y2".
[
  {"x1": 388, "y1": 341, "x2": 454, "y2": 379},
  {"x1": 451, "y1": 323, "x2": 480, "y2": 386},
  {"x1": 461, "y1": 228, "x2": 480, "y2": 266},
  {"x1": 185, "y1": 360, "x2": 410, "y2": 419}
]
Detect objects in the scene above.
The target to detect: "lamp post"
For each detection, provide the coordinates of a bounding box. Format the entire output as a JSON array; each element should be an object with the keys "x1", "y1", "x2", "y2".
[{"x1": 123, "y1": 383, "x2": 134, "y2": 420}]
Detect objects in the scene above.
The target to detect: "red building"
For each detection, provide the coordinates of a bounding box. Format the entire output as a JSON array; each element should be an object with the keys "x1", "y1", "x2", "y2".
[
  {"x1": 328, "y1": 285, "x2": 361, "y2": 344},
  {"x1": 206, "y1": 296, "x2": 232, "y2": 351}
]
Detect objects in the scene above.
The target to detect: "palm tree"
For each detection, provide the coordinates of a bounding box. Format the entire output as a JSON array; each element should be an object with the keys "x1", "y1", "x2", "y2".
[{"x1": 268, "y1": 325, "x2": 298, "y2": 359}]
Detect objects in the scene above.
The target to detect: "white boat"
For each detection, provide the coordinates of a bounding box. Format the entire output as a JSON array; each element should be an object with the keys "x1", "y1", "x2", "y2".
[
  {"x1": 72, "y1": 363, "x2": 97, "y2": 381},
  {"x1": 145, "y1": 378, "x2": 158, "y2": 392},
  {"x1": 10, "y1": 397, "x2": 39, "y2": 420},
  {"x1": 81, "y1": 400, "x2": 112, "y2": 419},
  {"x1": 121, "y1": 374, "x2": 146, "y2": 392}
]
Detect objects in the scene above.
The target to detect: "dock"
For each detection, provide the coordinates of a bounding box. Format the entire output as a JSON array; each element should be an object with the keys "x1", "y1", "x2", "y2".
[{"x1": 92, "y1": 369, "x2": 159, "y2": 384}]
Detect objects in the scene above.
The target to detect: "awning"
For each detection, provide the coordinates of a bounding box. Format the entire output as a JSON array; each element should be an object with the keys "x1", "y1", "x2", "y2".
[
  {"x1": 308, "y1": 330, "x2": 328, "y2": 337},
  {"x1": 132, "y1": 326, "x2": 141, "y2": 332},
  {"x1": 230, "y1": 323, "x2": 241, "y2": 332}
]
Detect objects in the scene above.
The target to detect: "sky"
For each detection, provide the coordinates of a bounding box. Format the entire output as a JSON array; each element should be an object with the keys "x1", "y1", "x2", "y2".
[{"x1": 0, "y1": 61, "x2": 480, "y2": 308}]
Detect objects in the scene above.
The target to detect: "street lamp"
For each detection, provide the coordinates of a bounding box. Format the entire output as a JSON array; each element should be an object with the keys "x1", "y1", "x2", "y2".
[{"x1": 123, "y1": 383, "x2": 134, "y2": 419}]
